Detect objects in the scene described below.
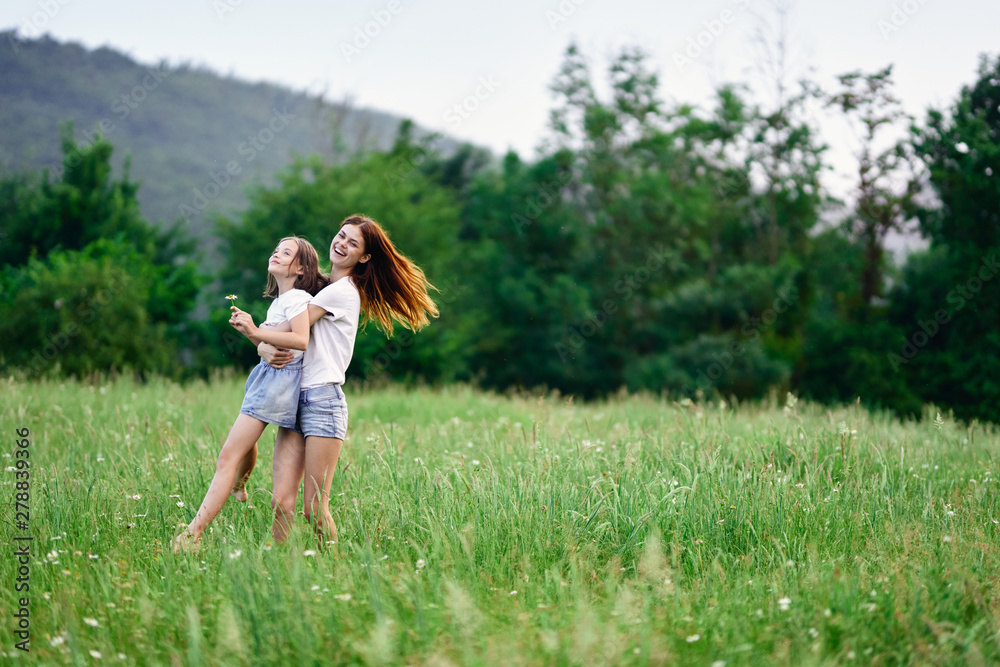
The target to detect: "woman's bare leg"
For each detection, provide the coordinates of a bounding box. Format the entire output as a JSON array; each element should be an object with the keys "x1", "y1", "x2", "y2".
[
  {"x1": 230, "y1": 442, "x2": 258, "y2": 502},
  {"x1": 271, "y1": 427, "x2": 306, "y2": 543},
  {"x1": 173, "y1": 414, "x2": 267, "y2": 551},
  {"x1": 302, "y1": 436, "x2": 343, "y2": 547}
]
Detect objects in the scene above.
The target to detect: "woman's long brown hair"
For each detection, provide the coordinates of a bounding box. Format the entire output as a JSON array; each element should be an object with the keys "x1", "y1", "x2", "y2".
[
  {"x1": 263, "y1": 236, "x2": 329, "y2": 298},
  {"x1": 342, "y1": 215, "x2": 438, "y2": 336}
]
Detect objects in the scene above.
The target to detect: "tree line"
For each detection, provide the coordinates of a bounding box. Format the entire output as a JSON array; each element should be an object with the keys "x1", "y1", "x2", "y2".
[{"x1": 1, "y1": 46, "x2": 997, "y2": 424}]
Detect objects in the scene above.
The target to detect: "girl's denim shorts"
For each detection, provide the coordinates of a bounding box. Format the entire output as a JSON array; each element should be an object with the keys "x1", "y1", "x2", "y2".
[
  {"x1": 295, "y1": 383, "x2": 348, "y2": 440},
  {"x1": 239, "y1": 356, "x2": 303, "y2": 429}
]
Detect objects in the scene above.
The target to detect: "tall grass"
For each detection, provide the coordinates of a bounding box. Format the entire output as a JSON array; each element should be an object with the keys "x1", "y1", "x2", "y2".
[{"x1": 1, "y1": 374, "x2": 997, "y2": 664}]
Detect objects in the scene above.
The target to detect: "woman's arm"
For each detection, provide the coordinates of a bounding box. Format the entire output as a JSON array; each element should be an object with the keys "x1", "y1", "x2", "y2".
[
  {"x1": 307, "y1": 303, "x2": 330, "y2": 326},
  {"x1": 242, "y1": 319, "x2": 291, "y2": 346},
  {"x1": 232, "y1": 309, "x2": 310, "y2": 350}
]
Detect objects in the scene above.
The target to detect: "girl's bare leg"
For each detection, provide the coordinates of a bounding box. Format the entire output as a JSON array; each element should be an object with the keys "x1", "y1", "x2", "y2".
[
  {"x1": 302, "y1": 436, "x2": 343, "y2": 547},
  {"x1": 172, "y1": 414, "x2": 267, "y2": 552},
  {"x1": 230, "y1": 442, "x2": 258, "y2": 502},
  {"x1": 271, "y1": 427, "x2": 306, "y2": 543}
]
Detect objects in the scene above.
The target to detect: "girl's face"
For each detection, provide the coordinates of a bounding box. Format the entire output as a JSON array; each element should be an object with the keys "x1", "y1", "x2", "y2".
[
  {"x1": 330, "y1": 225, "x2": 370, "y2": 270},
  {"x1": 269, "y1": 239, "x2": 303, "y2": 279}
]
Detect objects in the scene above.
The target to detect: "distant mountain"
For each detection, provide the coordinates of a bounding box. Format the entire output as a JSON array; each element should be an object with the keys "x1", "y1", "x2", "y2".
[{"x1": 0, "y1": 32, "x2": 457, "y2": 233}]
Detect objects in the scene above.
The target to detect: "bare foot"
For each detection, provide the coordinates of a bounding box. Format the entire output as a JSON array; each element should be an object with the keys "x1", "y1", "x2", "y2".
[
  {"x1": 171, "y1": 529, "x2": 201, "y2": 555},
  {"x1": 231, "y1": 473, "x2": 251, "y2": 502}
]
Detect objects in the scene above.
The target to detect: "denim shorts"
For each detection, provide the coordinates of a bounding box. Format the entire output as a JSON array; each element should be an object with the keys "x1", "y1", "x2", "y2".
[
  {"x1": 295, "y1": 383, "x2": 348, "y2": 439},
  {"x1": 239, "y1": 356, "x2": 303, "y2": 429}
]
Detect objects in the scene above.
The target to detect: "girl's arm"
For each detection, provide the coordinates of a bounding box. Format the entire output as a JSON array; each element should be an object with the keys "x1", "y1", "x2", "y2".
[
  {"x1": 231, "y1": 306, "x2": 290, "y2": 346},
  {"x1": 231, "y1": 309, "x2": 310, "y2": 350}
]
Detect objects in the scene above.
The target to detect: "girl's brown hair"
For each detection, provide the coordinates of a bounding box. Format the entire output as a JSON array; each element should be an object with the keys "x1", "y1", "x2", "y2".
[
  {"x1": 342, "y1": 215, "x2": 438, "y2": 336},
  {"x1": 263, "y1": 236, "x2": 329, "y2": 298}
]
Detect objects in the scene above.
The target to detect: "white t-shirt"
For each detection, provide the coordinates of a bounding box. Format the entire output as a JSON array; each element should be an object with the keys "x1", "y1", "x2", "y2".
[
  {"x1": 301, "y1": 276, "x2": 361, "y2": 388},
  {"x1": 261, "y1": 288, "x2": 312, "y2": 359}
]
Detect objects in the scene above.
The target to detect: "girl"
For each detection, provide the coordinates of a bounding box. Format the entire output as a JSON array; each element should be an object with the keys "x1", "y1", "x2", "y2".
[
  {"x1": 245, "y1": 215, "x2": 438, "y2": 546},
  {"x1": 172, "y1": 236, "x2": 327, "y2": 553}
]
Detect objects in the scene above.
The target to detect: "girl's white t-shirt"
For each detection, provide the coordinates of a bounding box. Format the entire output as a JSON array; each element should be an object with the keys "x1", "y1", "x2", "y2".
[
  {"x1": 261, "y1": 288, "x2": 312, "y2": 359},
  {"x1": 300, "y1": 276, "x2": 361, "y2": 389}
]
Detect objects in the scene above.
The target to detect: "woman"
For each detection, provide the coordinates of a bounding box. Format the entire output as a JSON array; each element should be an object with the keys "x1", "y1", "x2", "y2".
[{"x1": 238, "y1": 214, "x2": 437, "y2": 546}]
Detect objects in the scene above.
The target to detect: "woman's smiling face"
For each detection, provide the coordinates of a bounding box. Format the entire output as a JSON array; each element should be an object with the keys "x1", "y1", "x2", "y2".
[{"x1": 330, "y1": 224, "x2": 370, "y2": 269}]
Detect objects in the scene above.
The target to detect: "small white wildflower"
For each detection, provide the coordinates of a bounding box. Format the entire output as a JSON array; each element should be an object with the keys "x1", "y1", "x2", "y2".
[
  {"x1": 89, "y1": 650, "x2": 102, "y2": 659},
  {"x1": 686, "y1": 634, "x2": 700, "y2": 643},
  {"x1": 509, "y1": 590, "x2": 518, "y2": 596},
  {"x1": 311, "y1": 585, "x2": 320, "y2": 591},
  {"x1": 228, "y1": 550, "x2": 242, "y2": 559},
  {"x1": 176, "y1": 501, "x2": 184, "y2": 508},
  {"x1": 942, "y1": 535, "x2": 952, "y2": 543},
  {"x1": 132, "y1": 494, "x2": 141, "y2": 500},
  {"x1": 84, "y1": 617, "x2": 99, "y2": 627},
  {"x1": 416, "y1": 559, "x2": 426, "y2": 569},
  {"x1": 334, "y1": 593, "x2": 352, "y2": 601},
  {"x1": 778, "y1": 597, "x2": 791, "y2": 611},
  {"x1": 303, "y1": 549, "x2": 316, "y2": 557}
]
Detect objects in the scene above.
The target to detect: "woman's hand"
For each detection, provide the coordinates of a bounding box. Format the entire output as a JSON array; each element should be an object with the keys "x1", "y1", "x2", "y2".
[
  {"x1": 258, "y1": 341, "x2": 294, "y2": 369},
  {"x1": 229, "y1": 306, "x2": 258, "y2": 338}
]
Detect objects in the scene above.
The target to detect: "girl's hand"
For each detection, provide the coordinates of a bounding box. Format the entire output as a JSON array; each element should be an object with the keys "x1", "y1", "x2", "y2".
[
  {"x1": 258, "y1": 341, "x2": 294, "y2": 369},
  {"x1": 229, "y1": 306, "x2": 258, "y2": 337}
]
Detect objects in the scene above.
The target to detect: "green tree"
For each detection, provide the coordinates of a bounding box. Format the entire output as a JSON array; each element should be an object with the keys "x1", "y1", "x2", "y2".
[
  {"x1": 0, "y1": 126, "x2": 203, "y2": 377},
  {"x1": 827, "y1": 66, "x2": 920, "y2": 314},
  {"x1": 888, "y1": 54, "x2": 1000, "y2": 422}
]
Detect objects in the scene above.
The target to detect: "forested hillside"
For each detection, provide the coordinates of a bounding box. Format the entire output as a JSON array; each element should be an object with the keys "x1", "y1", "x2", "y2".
[
  {"x1": 0, "y1": 32, "x2": 448, "y2": 230},
  {"x1": 2, "y1": 37, "x2": 997, "y2": 425}
]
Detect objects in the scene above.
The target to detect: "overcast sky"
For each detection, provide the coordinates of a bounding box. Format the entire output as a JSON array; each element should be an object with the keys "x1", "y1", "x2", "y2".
[{"x1": 3, "y1": 0, "x2": 998, "y2": 207}]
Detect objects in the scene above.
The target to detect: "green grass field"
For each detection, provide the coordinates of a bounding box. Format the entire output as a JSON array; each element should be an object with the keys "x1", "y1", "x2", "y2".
[{"x1": 1, "y1": 374, "x2": 998, "y2": 665}]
